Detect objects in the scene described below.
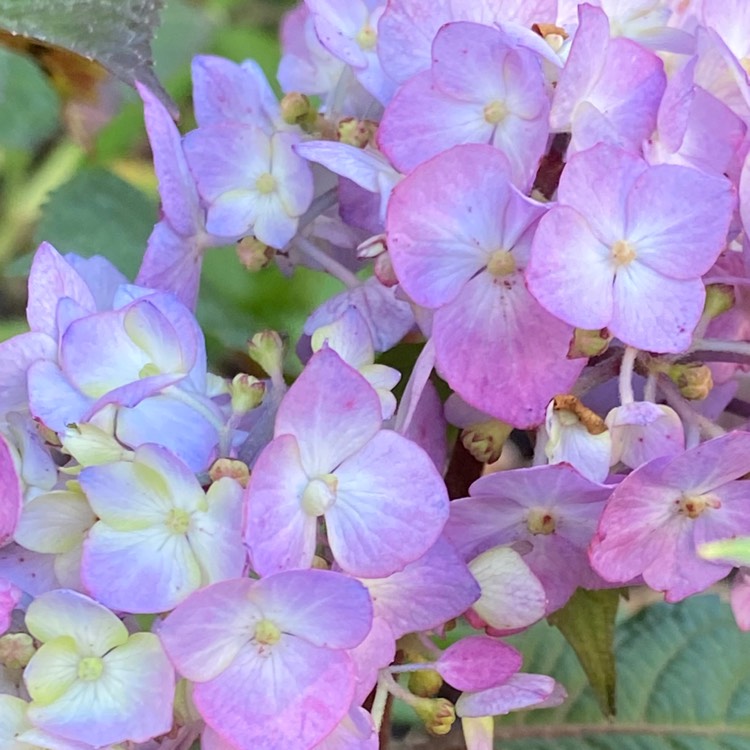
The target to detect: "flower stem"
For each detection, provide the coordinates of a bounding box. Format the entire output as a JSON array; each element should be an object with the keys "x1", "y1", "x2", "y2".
[
  {"x1": 295, "y1": 235, "x2": 361, "y2": 288},
  {"x1": 618, "y1": 346, "x2": 637, "y2": 405}
]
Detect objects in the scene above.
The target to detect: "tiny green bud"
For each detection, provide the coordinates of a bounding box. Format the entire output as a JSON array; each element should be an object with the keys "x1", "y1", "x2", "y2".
[
  {"x1": 231, "y1": 373, "x2": 266, "y2": 414},
  {"x1": 414, "y1": 697, "x2": 456, "y2": 736},
  {"x1": 408, "y1": 669, "x2": 443, "y2": 698},
  {"x1": 209, "y1": 458, "x2": 250, "y2": 488},
  {"x1": 667, "y1": 362, "x2": 713, "y2": 400},
  {"x1": 461, "y1": 419, "x2": 513, "y2": 464},
  {"x1": 568, "y1": 327, "x2": 612, "y2": 358},
  {"x1": 237, "y1": 237, "x2": 274, "y2": 271},
  {"x1": 248, "y1": 330, "x2": 285, "y2": 384},
  {"x1": 280, "y1": 92, "x2": 312, "y2": 125},
  {"x1": 703, "y1": 284, "x2": 735, "y2": 320},
  {"x1": 337, "y1": 117, "x2": 377, "y2": 147}
]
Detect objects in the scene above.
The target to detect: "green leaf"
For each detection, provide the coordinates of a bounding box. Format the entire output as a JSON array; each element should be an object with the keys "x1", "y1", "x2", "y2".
[
  {"x1": 198, "y1": 247, "x2": 343, "y2": 374},
  {"x1": 547, "y1": 588, "x2": 620, "y2": 718},
  {"x1": 0, "y1": 47, "x2": 59, "y2": 149},
  {"x1": 497, "y1": 595, "x2": 750, "y2": 749},
  {"x1": 34, "y1": 166, "x2": 156, "y2": 278},
  {"x1": 0, "y1": 0, "x2": 173, "y2": 114}
]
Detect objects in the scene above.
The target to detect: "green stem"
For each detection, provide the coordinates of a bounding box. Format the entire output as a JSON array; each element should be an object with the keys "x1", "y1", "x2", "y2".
[{"x1": 0, "y1": 140, "x2": 85, "y2": 268}]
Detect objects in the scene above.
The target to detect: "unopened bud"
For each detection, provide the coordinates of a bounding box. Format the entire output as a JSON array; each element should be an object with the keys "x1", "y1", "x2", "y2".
[
  {"x1": 568, "y1": 327, "x2": 612, "y2": 358},
  {"x1": 703, "y1": 284, "x2": 735, "y2": 321},
  {"x1": 409, "y1": 669, "x2": 443, "y2": 698},
  {"x1": 173, "y1": 678, "x2": 202, "y2": 725},
  {"x1": 461, "y1": 419, "x2": 513, "y2": 463},
  {"x1": 374, "y1": 251, "x2": 399, "y2": 287},
  {"x1": 0, "y1": 633, "x2": 35, "y2": 669},
  {"x1": 357, "y1": 233, "x2": 387, "y2": 260},
  {"x1": 414, "y1": 697, "x2": 456, "y2": 736},
  {"x1": 667, "y1": 362, "x2": 713, "y2": 400},
  {"x1": 61, "y1": 423, "x2": 128, "y2": 467},
  {"x1": 337, "y1": 117, "x2": 377, "y2": 148},
  {"x1": 237, "y1": 237, "x2": 274, "y2": 271},
  {"x1": 209, "y1": 458, "x2": 250, "y2": 488},
  {"x1": 231, "y1": 373, "x2": 266, "y2": 414},
  {"x1": 248, "y1": 331, "x2": 285, "y2": 383},
  {"x1": 280, "y1": 92, "x2": 313, "y2": 126}
]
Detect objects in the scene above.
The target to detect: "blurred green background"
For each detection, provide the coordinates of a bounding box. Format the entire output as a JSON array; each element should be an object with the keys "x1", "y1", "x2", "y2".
[{"x1": 0, "y1": 0, "x2": 342, "y2": 373}]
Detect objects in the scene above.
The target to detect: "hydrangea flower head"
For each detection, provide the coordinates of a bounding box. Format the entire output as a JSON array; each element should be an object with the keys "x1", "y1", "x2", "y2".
[
  {"x1": 526, "y1": 142, "x2": 735, "y2": 352},
  {"x1": 22, "y1": 590, "x2": 174, "y2": 746},
  {"x1": 244, "y1": 346, "x2": 449, "y2": 577},
  {"x1": 590, "y1": 431, "x2": 750, "y2": 601},
  {"x1": 158, "y1": 570, "x2": 372, "y2": 750}
]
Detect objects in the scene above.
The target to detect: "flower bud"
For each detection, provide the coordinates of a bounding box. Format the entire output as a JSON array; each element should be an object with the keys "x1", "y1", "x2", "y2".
[
  {"x1": 374, "y1": 251, "x2": 399, "y2": 287},
  {"x1": 0, "y1": 632, "x2": 35, "y2": 669},
  {"x1": 237, "y1": 237, "x2": 274, "y2": 271},
  {"x1": 209, "y1": 458, "x2": 250, "y2": 488},
  {"x1": 311, "y1": 555, "x2": 330, "y2": 570},
  {"x1": 61, "y1": 423, "x2": 128, "y2": 467},
  {"x1": 337, "y1": 117, "x2": 378, "y2": 147},
  {"x1": 461, "y1": 419, "x2": 513, "y2": 464},
  {"x1": 280, "y1": 92, "x2": 313, "y2": 126},
  {"x1": 409, "y1": 669, "x2": 443, "y2": 698},
  {"x1": 248, "y1": 330, "x2": 285, "y2": 384},
  {"x1": 230, "y1": 373, "x2": 266, "y2": 414},
  {"x1": 568, "y1": 327, "x2": 612, "y2": 358},
  {"x1": 703, "y1": 284, "x2": 735, "y2": 321},
  {"x1": 357, "y1": 234, "x2": 386, "y2": 259},
  {"x1": 414, "y1": 697, "x2": 456, "y2": 736},
  {"x1": 666, "y1": 362, "x2": 713, "y2": 400}
]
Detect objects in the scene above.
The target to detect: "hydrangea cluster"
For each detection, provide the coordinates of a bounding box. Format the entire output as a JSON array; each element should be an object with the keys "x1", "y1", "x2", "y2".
[{"x1": 4, "y1": 0, "x2": 750, "y2": 748}]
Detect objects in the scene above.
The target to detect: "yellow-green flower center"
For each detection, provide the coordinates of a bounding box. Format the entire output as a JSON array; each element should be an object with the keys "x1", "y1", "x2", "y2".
[
  {"x1": 77, "y1": 656, "x2": 104, "y2": 681},
  {"x1": 166, "y1": 507, "x2": 191, "y2": 535},
  {"x1": 484, "y1": 100, "x2": 509, "y2": 125},
  {"x1": 256, "y1": 172, "x2": 277, "y2": 194},
  {"x1": 486, "y1": 250, "x2": 516, "y2": 277},
  {"x1": 254, "y1": 618, "x2": 281, "y2": 646},
  {"x1": 301, "y1": 473, "x2": 338, "y2": 517},
  {"x1": 677, "y1": 493, "x2": 721, "y2": 519},
  {"x1": 356, "y1": 23, "x2": 377, "y2": 51},
  {"x1": 139, "y1": 362, "x2": 161, "y2": 378},
  {"x1": 527, "y1": 509, "x2": 556, "y2": 535},
  {"x1": 612, "y1": 239, "x2": 637, "y2": 267}
]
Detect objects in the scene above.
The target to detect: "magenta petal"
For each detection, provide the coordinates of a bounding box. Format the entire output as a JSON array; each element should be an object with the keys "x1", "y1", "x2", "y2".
[
  {"x1": 327, "y1": 430, "x2": 449, "y2": 577},
  {"x1": 26, "y1": 242, "x2": 96, "y2": 339},
  {"x1": 456, "y1": 673, "x2": 559, "y2": 717},
  {"x1": 274, "y1": 348, "x2": 382, "y2": 474},
  {"x1": 433, "y1": 271, "x2": 583, "y2": 429},
  {"x1": 437, "y1": 636, "x2": 522, "y2": 691},
  {"x1": 387, "y1": 145, "x2": 515, "y2": 308},
  {"x1": 251, "y1": 569, "x2": 373, "y2": 649},
  {"x1": 610, "y1": 264, "x2": 704, "y2": 352},
  {"x1": 138, "y1": 83, "x2": 200, "y2": 237},
  {"x1": 626, "y1": 165, "x2": 734, "y2": 279},
  {"x1": 526, "y1": 206, "x2": 614, "y2": 330},
  {"x1": 378, "y1": 70, "x2": 492, "y2": 174},
  {"x1": 0, "y1": 332, "x2": 55, "y2": 416},
  {"x1": 660, "y1": 431, "x2": 750, "y2": 493},
  {"x1": 27, "y1": 360, "x2": 92, "y2": 431},
  {"x1": 194, "y1": 637, "x2": 354, "y2": 750},
  {"x1": 557, "y1": 143, "x2": 645, "y2": 243},
  {"x1": 362, "y1": 537, "x2": 480, "y2": 638},
  {"x1": 136, "y1": 221, "x2": 204, "y2": 312},
  {"x1": 0, "y1": 435, "x2": 21, "y2": 547},
  {"x1": 158, "y1": 578, "x2": 261, "y2": 682},
  {"x1": 244, "y1": 434, "x2": 316, "y2": 575}
]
